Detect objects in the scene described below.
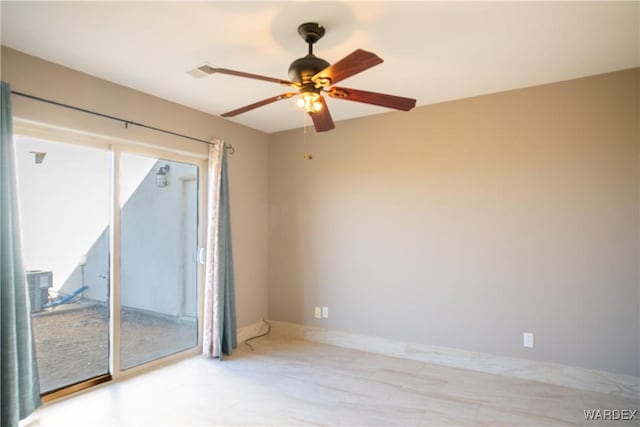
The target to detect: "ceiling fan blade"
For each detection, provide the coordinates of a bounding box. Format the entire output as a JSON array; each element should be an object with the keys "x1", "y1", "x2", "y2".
[
  {"x1": 328, "y1": 87, "x2": 416, "y2": 111},
  {"x1": 221, "y1": 93, "x2": 297, "y2": 117},
  {"x1": 312, "y1": 49, "x2": 383, "y2": 86},
  {"x1": 309, "y1": 96, "x2": 335, "y2": 132},
  {"x1": 209, "y1": 68, "x2": 298, "y2": 87}
]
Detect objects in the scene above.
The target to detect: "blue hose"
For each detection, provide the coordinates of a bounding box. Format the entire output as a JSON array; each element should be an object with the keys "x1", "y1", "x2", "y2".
[{"x1": 42, "y1": 286, "x2": 88, "y2": 309}]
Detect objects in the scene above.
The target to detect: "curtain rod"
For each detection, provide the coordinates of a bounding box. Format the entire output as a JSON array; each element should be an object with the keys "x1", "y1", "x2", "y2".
[{"x1": 10, "y1": 90, "x2": 235, "y2": 154}]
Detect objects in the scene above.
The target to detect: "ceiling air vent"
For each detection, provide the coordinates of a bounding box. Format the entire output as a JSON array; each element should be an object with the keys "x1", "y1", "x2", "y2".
[{"x1": 186, "y1": 64, "x2": 215, "y2": 79}]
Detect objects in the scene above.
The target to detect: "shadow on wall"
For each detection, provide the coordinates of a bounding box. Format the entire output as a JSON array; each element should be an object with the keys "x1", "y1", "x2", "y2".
[{"x1": 60, "y1": 160, "x2": 198, "y2": 318}]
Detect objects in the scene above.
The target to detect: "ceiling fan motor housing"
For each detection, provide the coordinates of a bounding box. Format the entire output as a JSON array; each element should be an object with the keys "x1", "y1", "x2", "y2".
[
  {"x1": 288, "y1": 54, "x2": 330, "y2": 84},
  {"x1": 298, "y1": 22, "x2": 325, "y2": 44}
]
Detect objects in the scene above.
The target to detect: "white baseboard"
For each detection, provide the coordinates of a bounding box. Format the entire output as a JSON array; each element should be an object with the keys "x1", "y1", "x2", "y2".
[{"x1": 267, "y1": 320, "x2": 639, "y2": 401}]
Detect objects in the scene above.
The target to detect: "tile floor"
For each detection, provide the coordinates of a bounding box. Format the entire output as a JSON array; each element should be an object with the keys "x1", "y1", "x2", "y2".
[{"x1": 23, "y1": 336, "x2": 639, "y2": 426}]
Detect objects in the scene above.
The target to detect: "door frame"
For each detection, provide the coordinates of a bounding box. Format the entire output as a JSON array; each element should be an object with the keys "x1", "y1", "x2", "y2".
[{"x1": 14, "y1": 118, "x2": 209, "y2": 400}]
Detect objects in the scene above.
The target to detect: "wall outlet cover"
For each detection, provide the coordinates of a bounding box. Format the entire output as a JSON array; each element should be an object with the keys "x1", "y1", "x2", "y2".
[
  {"x1": 322, "y1": 306, "x2": 329, "y2": 318},
  {"x1": 314, "y1": 307, "x2": 322, "y2": 319},
  {"x1": 523, "y1": 332, "x2": 535, "y2": 348}
]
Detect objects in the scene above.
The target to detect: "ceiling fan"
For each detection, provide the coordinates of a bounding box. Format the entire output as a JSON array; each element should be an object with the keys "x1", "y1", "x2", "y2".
[{"x1": 202, "y1": 23, "x2": 417, "y2": 132}]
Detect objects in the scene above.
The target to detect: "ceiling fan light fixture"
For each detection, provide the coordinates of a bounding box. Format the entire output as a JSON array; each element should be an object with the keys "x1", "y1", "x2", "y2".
[{"x1": 297, "y1": 92, "x2": 322, "y2": 113}]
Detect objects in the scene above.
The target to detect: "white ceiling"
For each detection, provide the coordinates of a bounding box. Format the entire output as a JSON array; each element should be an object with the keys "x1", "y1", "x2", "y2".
[{"x1": 1, "y1": 1, "x2": 638, "y2": 134}]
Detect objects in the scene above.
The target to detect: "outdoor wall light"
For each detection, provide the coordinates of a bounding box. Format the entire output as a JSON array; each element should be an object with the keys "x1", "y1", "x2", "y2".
[
  {"x1": 29, "y1": 151, "x2": 47, "y2": 164},
  {"x1": 156, "y1": 164, "x2": 170, "y2": 188}
]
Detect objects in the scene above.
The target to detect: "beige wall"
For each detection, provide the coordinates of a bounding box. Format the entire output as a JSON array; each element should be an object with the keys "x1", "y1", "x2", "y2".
[
  {"x1": 1, "y1": 46, "x2": 269, "y2": 328},
  {"x1": 4, "y1": 45, "x2": 638, "y2": 376},
  {"x1": 268, "y1": 69, "x2": 640, "y2": 376}
]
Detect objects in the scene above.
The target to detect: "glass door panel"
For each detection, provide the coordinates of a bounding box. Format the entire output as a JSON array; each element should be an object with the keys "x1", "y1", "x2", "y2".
[
  {"x1": 119, "y1": 153, "x2": 199, "y2": 369},
  {"x1": 14, "y1": 135, "x2": 110, "y2": 393}
]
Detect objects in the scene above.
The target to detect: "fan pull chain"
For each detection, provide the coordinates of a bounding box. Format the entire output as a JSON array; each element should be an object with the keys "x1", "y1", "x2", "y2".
[{"x1": 303, "y1": 111, "x2": 313, "y2": 160}]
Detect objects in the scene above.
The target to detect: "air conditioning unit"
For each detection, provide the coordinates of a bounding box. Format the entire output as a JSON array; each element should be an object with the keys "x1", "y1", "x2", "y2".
[{"x1": 26, "y1": 270, "x2": 52, "y2": 312}]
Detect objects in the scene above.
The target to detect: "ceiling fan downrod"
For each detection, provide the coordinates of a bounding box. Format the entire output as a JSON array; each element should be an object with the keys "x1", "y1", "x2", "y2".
[{"x1": 298, "y1": 22, "x2": 325, "y2": 55}]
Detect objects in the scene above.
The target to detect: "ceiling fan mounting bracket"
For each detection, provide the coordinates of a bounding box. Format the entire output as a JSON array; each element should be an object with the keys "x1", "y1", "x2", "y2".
[{"x1": 298, "y1": 22, "x2": 325, "y2": 45}]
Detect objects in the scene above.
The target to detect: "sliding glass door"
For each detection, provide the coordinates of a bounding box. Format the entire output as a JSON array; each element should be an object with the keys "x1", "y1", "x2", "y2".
[
  {"x1": 14, "y1": 135, "x2": 111, "y2": 393},
  {"x1": 119, "y1": 153, "x2": 199, "y2": 369},
  {"x1": 14, "y1": 134, "x2": 202, "y2": 395}
]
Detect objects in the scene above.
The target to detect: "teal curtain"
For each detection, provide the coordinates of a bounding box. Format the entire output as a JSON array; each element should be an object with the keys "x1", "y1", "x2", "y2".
[
  {"x1": 203, "y1": 141, "x2": 237, "y2": 358},
  {"x1": 217, "y1": 147, "x2": 237, "y2": 356},
  {"x1": 0, "y1": 81, "x2": 42, "y2": 427}
]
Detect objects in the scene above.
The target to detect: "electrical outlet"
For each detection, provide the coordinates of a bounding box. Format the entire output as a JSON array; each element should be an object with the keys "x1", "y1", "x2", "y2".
[
  {"x1": 314, "y1": 307, "x2": 321, "y2": 319},
  {"x1": 523, "y1": 332, "x2": 534, "y2": 348},
  {"x1": 322, "y1": 306, "x2": 329, "y2": 318}
]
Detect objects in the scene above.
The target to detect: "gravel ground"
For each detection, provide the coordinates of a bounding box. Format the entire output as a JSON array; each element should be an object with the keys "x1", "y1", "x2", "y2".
[{"x1": 32, "y1": 302, "x2": 197, "y2": 393}]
